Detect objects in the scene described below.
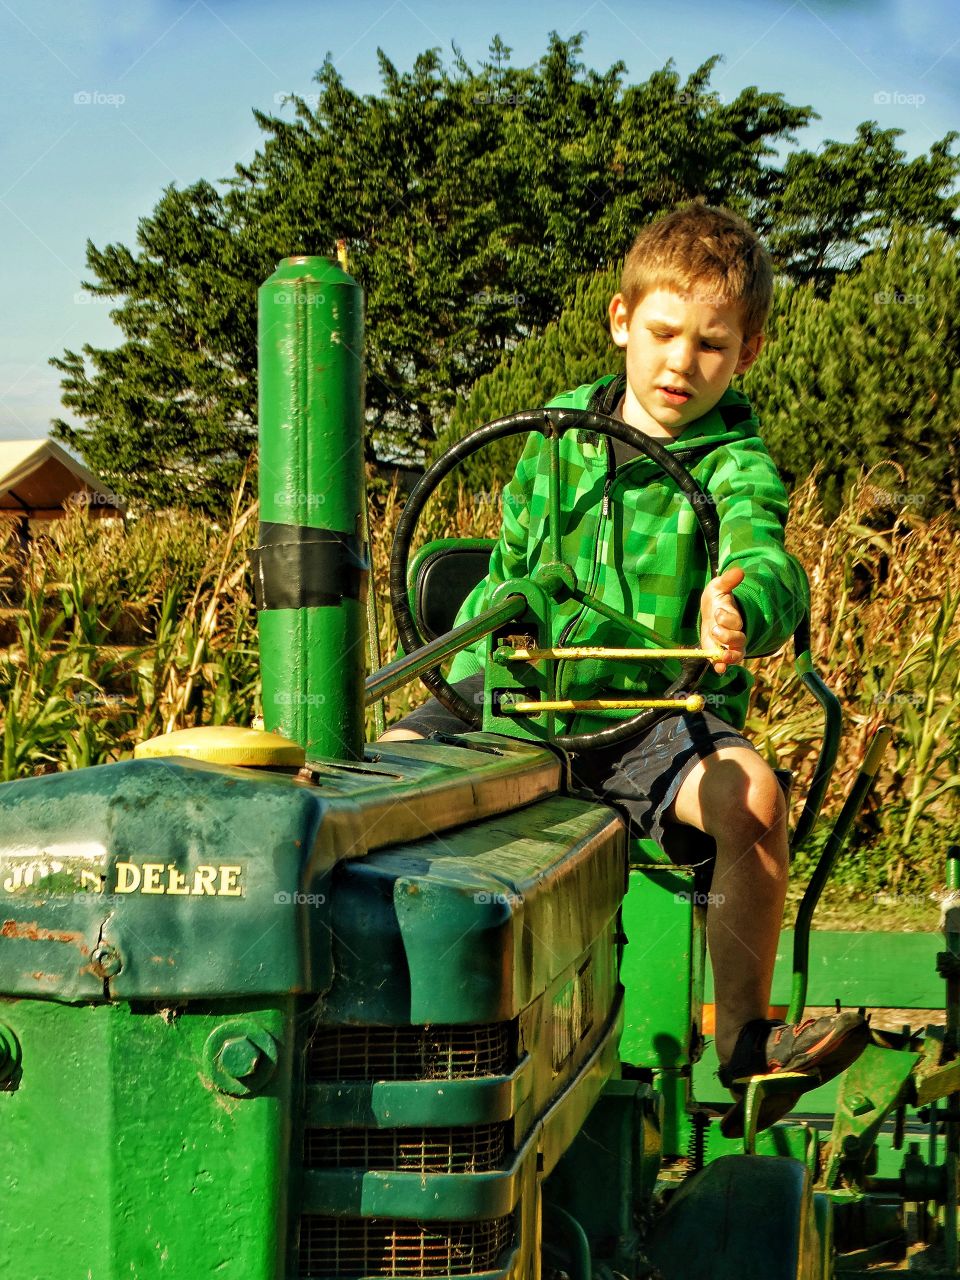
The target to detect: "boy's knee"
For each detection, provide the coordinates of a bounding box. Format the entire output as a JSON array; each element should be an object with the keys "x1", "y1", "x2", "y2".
[
  {"x1": 378, "y1": 728, "x2": 425, "y2": 742},
  {"x1": 699, "y1": 754, "x2": 787, "y2": 844}
]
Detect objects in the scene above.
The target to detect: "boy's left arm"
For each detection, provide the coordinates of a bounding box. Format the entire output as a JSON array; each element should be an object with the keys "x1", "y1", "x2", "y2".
[{"x1": 699, "y1": 444, "x2": 809, "y2": 675}]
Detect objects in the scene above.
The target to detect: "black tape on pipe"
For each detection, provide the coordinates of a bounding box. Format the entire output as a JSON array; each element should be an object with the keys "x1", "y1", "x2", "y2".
[{"x1": 249, "y1": 522, "x2": 369, "y2": 611}]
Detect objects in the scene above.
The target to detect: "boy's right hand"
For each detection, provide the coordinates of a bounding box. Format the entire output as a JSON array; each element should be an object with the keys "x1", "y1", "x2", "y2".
[{"x1": 700, "y1": 566, "x2": 747, "y2": 675}]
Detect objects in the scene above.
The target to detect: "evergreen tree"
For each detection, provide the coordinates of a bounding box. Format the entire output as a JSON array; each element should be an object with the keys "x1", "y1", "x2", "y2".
[
  {"x1": 746, "y1": 227, "x2": 960, "y2": 516},
  {"x1": 52, "y1": 38, "x2": 816, "y2": 511},
  {"x1": 763, "y1": 123, "x2": 960, "y2": 292},
  {"x1": 51, "y1": 182, "x2": 263, "y2": 512},
  {"x1": 50, "y1": 36, "x2": 959, "y2": 513}
]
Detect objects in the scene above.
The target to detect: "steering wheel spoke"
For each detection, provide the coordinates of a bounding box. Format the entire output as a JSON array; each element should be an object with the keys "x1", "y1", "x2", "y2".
[{"x1": 570, "y1": 587, "x2": 681, "y2": 655}]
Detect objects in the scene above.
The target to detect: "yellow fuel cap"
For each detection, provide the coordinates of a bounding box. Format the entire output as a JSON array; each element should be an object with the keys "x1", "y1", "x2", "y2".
[{"x1": 134, "y1": 725, "x2": 305, "y2": 767}]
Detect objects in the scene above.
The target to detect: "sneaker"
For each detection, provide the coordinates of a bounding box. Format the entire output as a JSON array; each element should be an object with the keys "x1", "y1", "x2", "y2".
[{"x1": 718, "y1": 1011, "x2": 870, "y2": 1138}]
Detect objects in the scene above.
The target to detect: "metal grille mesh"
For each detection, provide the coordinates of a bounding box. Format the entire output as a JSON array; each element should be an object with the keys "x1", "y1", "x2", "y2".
[
  {"x1": 304, "y1": 1123, "x2": 508, "y2": 1173},
  {"x1": 309, "y1": 1024, "x2": 511, "y2": 1081},
  {"x1": 299, "y1": 1215, "x2": 514, "y2": 1278}
]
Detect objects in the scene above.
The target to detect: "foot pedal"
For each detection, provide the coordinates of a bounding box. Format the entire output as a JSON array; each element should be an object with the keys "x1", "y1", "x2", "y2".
[{"x1": 720, "y1": 1070, "x2": 814, "y2": 1148}]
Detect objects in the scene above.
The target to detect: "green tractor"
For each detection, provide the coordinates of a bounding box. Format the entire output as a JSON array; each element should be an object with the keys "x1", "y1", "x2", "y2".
[{"x1": 1, "y1": 256, "x2": 957, "y2": 1279}]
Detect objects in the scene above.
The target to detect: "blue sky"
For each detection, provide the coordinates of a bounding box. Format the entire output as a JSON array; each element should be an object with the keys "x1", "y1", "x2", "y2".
[{"x1": 2, "y1": 0, "x2": 957, "y2": 441}]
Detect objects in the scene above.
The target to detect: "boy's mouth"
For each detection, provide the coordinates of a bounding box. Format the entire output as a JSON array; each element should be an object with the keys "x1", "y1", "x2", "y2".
[{"x1": 658, "y1": 385, "x2": 693, "y2": 406}]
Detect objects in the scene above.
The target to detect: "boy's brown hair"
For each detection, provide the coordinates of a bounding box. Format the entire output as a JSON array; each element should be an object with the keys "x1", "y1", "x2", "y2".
[{"x1": 619, "y1": 202, "x2": 773, "y2": 337}]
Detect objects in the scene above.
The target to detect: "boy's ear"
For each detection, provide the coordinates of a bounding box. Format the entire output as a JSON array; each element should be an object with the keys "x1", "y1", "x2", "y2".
[
  {"x1": 735, "y1": 333, "x2": 764, "y2": 374},
  {"x1": 609, "y1": 293, "x2": 630, "y2": 348}
]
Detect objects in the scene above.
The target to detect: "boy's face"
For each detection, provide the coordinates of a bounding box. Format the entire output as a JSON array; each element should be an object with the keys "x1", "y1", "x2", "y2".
[{"x1": 608, "y1": 287, "x2": 764, "y2": 437}]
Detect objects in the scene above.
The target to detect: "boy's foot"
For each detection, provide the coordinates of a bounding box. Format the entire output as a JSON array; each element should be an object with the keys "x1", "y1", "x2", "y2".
[{"x1": 718, "y1": 1011, "x2": 870, "y2": 1138}]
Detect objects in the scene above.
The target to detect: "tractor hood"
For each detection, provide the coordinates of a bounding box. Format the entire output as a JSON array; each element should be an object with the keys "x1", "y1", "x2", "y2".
[{"x1": 0, "y1": 736, "x2": 560, "y2": 1002}]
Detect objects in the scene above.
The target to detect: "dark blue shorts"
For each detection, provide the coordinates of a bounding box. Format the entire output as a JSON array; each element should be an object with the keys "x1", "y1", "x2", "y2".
[{"x1": 390, "y1": 674, "x2": 760, "y2": 865}]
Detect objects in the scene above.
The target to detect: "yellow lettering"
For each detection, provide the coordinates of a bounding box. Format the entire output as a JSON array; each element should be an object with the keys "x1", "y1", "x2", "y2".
[
  {"x1": 192, "y1": 866, "x2": 218, "y2": 896},
  {"x1": 2, "y1": 865, "x2": 23, "y2": 893},
  {"x1": 109, "y1": 861, "x2": 246, "y2": 898},
  {"x1": 141, "y1": 863, "x2": 166, "y2": 894},
  {"x1": 115, "y1": 862, "x2": 141, "y2": 894},
  {"x1": 218, "y1": 865, "x2": 243, "y2": 897},
  {"x1": 166, "y1": 864, "x2": 190, "y2": 895}
]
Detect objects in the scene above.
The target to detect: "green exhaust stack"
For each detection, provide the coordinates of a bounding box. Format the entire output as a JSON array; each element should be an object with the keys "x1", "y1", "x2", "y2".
[{"x1": 253, "y1": 256, "x2": 368, "y2": 761}]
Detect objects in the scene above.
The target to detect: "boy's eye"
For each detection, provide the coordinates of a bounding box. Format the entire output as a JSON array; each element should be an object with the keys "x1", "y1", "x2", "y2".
[{"x1": 702, "y1": 342, "x2": 725, "y2": 352}]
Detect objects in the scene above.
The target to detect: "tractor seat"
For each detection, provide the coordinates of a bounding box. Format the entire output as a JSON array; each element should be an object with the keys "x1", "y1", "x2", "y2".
[{"x1": 411, "y1": 538, "x2": 496, "y2": 641}]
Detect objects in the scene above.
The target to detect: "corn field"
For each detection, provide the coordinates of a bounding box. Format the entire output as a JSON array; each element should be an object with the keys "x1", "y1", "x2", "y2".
[{"x1": 1, "y1": 470, "x2": 957, "y2": 898}]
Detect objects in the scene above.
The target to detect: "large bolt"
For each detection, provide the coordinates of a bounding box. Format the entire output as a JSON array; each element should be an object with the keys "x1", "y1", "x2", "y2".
[
  {"x1": 90, "y1": 943, "x2": 122, "y2": 978},
  {"x1": 204, "y1": 1022, "x2": 278, "y2": 1096},
  {"x1": 218, "y1": 1036, "x2": 263, "y2": 1083}
]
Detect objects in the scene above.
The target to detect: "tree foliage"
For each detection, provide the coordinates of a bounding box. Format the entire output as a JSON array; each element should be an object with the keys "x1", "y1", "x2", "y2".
[
  {"x1": 52, "y1": 182, "x2": 263, "y2": 512},
  {"x1": 51, "y1": 35, "x2": 960, "y2": 512},
  {"x1": 745, "y1": 227, "x2": 960, "y2": 517},
  {"x1": 762, "y1": 122, "x2": 960, "y2": 292}
]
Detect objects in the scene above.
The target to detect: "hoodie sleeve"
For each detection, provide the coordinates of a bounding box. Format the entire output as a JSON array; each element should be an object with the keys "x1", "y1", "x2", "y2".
[{"x1": 707, "y1": 439, "x2": 809, "y2": 657}]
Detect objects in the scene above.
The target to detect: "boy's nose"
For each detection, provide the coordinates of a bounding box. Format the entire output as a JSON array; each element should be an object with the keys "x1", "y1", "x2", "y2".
[{"x1": 666, "y1": 342, "x2": 696, "y2": 376}]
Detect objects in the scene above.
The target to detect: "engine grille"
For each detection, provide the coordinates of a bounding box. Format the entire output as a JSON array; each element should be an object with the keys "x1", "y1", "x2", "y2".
[
  {"x1": 304, "y1": 1123, "x2": 509, "y2": 1173},
  {"x1": 309, "y1": 1024, "x2": 511, "y2": 1082},
  {"x1": 299, "y1": 1215, "x2": 515, "y2": 1278}
]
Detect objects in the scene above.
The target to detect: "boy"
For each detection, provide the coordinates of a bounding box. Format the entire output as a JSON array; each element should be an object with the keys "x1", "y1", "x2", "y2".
[{"x1": 383, "y1": 204, "x2": 868, "y2": 1129}]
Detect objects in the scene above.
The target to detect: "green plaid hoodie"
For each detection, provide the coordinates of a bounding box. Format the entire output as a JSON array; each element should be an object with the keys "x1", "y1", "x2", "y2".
[{"x1": 448, "y1": 374, "x2": 808, "y2": 734}]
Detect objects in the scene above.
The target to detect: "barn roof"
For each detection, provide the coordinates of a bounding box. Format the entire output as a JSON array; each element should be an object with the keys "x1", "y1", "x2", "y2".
[{"x1": 0, "y1": 440, "x2": 125, "y2": 517}]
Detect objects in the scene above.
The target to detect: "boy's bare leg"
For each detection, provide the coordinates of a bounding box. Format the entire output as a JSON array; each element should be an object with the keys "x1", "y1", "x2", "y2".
[
  {"x1": 379, "y1": 729, "x2": 425, "y2": 741},
  {"x1": 666, "y1": 747, "x2": 789, "y2": 1065}
]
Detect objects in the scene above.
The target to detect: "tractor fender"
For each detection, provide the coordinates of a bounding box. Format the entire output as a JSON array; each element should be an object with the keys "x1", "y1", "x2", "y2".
[{"x1": 644, "y1": 1154, "x2": 827, "y2": 1280}]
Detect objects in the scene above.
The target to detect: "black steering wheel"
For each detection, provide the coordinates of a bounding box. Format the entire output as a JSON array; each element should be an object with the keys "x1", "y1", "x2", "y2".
[{"x1": 390, "y1": 406, "x2": 721, "y2": 751}]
